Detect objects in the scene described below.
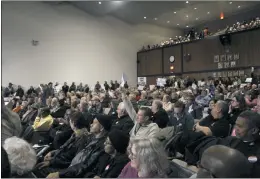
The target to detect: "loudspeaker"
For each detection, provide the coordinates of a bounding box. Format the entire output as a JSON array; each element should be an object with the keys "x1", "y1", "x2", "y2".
[{"x1": 219, "y1": 34, "x2": 231, "y2": 46}]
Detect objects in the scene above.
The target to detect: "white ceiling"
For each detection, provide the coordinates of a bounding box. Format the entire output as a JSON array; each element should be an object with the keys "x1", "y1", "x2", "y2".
[{"x1": 68, "y1": 1, "x2": 260, "y2": 29}]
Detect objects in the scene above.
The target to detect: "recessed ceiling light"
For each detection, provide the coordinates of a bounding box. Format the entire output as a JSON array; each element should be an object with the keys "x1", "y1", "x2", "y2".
[
  {"x1": 207, "y1": 12, "x2": 210, "y2": 14},
  {"x1": 186, "y1": 25, "x2": 189, "y2": 28},
  {"x1": 186, "y1": 15, "x2": 189, "y2": 18},
  {"x1": 174, "y1": 11, "x2": 177, "y2": 14},
  {"x1": 144, "y1": 17, "x2": 146, "y2": 19},
  {"x1": 98, "y1": 1, "x2": 102, "y2": 4},
  {"x1": 196, "y1": 17, "x2": 199, "y2": 20},
  {"x1": 229, "y1": 2, "x2": 232, "y2": 4},
  {"x1": 154, "y1": 18, "x2": 157, "y2": 20},
  {"x1": 238, "y1": 5, "x2": 241, "y2": 8},
  {"x1": 194, "y1": 7, "x2": 197, "y2": 10},
  {"x1": 177, "y1": 24, "x2": 180, "y2": 26},
  {"x1": 186, "y1": 1, "x2": 189, "y2": 3},
  {"x1": 167, "y1": 21, "x2": 170, "y2": 23}
]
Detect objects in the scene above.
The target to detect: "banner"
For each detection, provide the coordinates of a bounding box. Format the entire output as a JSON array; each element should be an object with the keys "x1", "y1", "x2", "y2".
[{"x1": 137, "y1": 77, "x2": 147, "y2": 86}]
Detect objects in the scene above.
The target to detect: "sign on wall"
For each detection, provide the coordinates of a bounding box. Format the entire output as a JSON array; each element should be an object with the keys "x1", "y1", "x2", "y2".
[
  {"x1": 214, "y1": 53, "x2": 240, "y2": 69},
  {"x1": 137, "y1": 77, "x2": 147, "y2": 86}
]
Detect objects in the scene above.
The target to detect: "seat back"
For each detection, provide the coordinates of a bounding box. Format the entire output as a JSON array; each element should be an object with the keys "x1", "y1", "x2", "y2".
[{"x1": 167, "y1": 161, "x2": 195, "y2": 178}]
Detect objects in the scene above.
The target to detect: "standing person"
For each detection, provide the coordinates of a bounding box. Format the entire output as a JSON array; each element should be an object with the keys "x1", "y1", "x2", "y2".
[
  {"x1": 115, "y1": 81, "x2": 120, "y2": 89},
  {"x1": 4, "y1": 83, "x2": 15, "y2": 97},
  {"x1": 62, "y1": 82, "x2": 69, "y2": 95},
  {"x1": 69, "y1": 82, "x2": 76, "y2": 92},
  {"x1": 104, "y1": 81, "x2": 110, "y2": 92},
  {"x1": 84, "y1": 84, "x2": 90, "y2": 93},
  {"x1": 124, "y1": 81, "x2": 129, "y2": 89},
  {"x1": 15, "y1": 85, "x2": 24, "y2": 98},
  {"x1": 95, "y1": 81, "x2": 101, "y2": 91},
  {"x1": 110, "y1": 81, "x2": 115, "y2": 91},
  {"x1": 27, "y1": 86, "x2": 37, "y2": 96},
  {"x1": 77, "y1": 83, "x2": 84, "y2": 92}
]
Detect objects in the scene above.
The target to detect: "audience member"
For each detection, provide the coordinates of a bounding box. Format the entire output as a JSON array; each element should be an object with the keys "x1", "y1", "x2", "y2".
[
  {"x1": 1, "y1": 147, "x2": 11, "y2": 178},
  {"x1": 151, "y1": 100, "x2": 169, "y2": 128},
  {"x1": 4, "y1": 137, "x2": 37, "y2": 178},
  {"x1": 195, "y1": 100, "x2": 230, "y2": 137},
  {"x1": 196, "y1": 145, "x2": 251, "y2": 178},
  {"x1": 119, "y1": 137, "x2": 169, "y2": 178},
  {"x1": 111, "y1": 102, "x2": 134, "y2": 134}
]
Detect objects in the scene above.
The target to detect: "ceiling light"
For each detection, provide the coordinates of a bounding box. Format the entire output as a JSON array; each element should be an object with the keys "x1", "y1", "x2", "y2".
[
  {"x1": 186, "y1": 25, "x2": 189, "y2": 28},
  {"x1": 207, "y1": 12, "x2": 210, "y2": 14},
  {"x1": 154, "y1": 18, "x2": 157, "y2": 20},
  {"x1": 194, "y1": 7, "x2": 197, "y2": 10},
  {"x1": 196, "y1": 17, "x2": 199, "y2": 20},
  {"x1": 186, "y1": 1, "x2": 189, "y2": 3},
  {"x1": 238, "y1": 5, "x2": 241, "y2": 8},
  {"x1": 186, "y1": 15, "x2": 189, "y2": 18},
  {"x1": 177, "y1": 24, "x2": 180, "y2": 26},
  {"x1": 98, "y1": 1, "x2": 102, "y2": 4},
  {"x1": 174, "y1": 11, "x2": 177, "y2": 14},
  {"x1": 167, "y1": 21, "x2": 170, "y2": 23},
  {"x1": 229, "y1": 2, "x2": 232, "y2": 4},
  {"x1": 144, "y1": 17, "x2": 146, "y2": 19}
]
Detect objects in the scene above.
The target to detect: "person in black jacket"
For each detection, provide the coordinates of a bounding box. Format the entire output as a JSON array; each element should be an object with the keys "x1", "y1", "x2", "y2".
[
  {"x1": 151, "y1": 100, "x2": 169, "y2": 128},
  {"x1": 174, "y1": 111, "x2": 260, "y2": 178},
  {"x1": 104, "y1": 81, "x2": 110, "y2": 91},
  {"x1": 27, "y1": 86, "x2": 37, "y2": 96},
  {"x1": 51, "y1": 99, "x2": 70, "y2": 119},
  {"x1": 46, "y1": 114, "x2": 113, "y2": 178},
  {"x1": 111, "y1": 102, "x2": 134, "y2": 134},
  {"x1": 15, "y1": 85, "x2": 24, "y2": 98},
  {"x1": 62, "y1": 82, "x2": 69, "y2": 95},
  {"x1": 33, "y1": 112, "x2": 90, "y2": 178},
  {"x1": 84, "y1": 129, "x2": 130, "y2": 178},
  {"x1": 69, "y1": 82, "x2": 76, "y2": 92}
]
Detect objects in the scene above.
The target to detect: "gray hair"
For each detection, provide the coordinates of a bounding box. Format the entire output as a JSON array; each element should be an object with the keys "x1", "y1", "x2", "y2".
[
  {"x1": 118, "y1": 102, "x2": 127, "y2": 115},
  {"x1": 153, "y1": 100, "x2": 163, "y2": 109},
  {"x1": 3, "y1": 137, "x2": 36, "y2": 176},
  {"x1": 217, "y1": 100, "x2": 229, "y2": 117},
  {"x1": 128, "y1": 137, "x2": 169, "y2": 177}
]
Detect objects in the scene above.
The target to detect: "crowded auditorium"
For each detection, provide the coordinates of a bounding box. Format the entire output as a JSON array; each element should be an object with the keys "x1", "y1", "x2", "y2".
[{"x1": 2, "y1": 1, "x2": 260, "y2": 178}]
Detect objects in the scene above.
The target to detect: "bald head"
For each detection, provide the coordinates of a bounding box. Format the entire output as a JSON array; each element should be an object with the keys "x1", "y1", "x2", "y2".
[{"x1": 197, "y1": 145, "x2": 251, "y2": 178}]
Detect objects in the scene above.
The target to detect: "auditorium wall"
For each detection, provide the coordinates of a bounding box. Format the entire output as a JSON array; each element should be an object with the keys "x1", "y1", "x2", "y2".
[
  {"x1": 2, "y1": 1, "x2": 183, "y2": 88},
  {"x1": 137, "y1": 28, "x2": 260, "y2": 85}
]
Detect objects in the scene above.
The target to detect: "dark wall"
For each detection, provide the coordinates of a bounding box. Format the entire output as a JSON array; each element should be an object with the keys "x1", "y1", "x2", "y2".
[
  {"x1": 183, "y1": 29, "x2": 260, "y2": 72},
  {"x1": 137, "y1": 28, "x2": 260, "y2": 85},
  {"x1": 163, "y1": 45, "x2": 182, "y2": 74},
  {"x1": 137, "y1": 49, "x2": 162, "y2": 76}
]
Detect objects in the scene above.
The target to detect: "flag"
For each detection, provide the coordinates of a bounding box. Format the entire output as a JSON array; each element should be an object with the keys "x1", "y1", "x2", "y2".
[{"x1": 120, "y1": 73, "x2": 128, "y2": 87}]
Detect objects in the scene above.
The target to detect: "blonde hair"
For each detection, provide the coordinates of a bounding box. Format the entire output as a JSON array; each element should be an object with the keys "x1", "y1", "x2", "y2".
[{"x1": 128, "y1": 137, "x2": 169, "y2": 177}]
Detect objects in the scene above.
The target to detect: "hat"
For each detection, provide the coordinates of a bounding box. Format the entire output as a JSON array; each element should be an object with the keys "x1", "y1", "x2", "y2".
[
  {"x1": 108, "y1": 129, "x2": 130, "y2": 154},
  {"x1": 96, "y1": 114, "x2": 113, "y2": 131}
]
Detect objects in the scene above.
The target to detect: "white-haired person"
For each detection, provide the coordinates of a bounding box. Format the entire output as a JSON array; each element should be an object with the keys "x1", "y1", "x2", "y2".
[
  {"x1": 111, "y1": 102, "x2": 134, "y2": 135},
  {"x1": 3, "y1": 137, "x2": 37, "y2": 178},
  {"x1": 119, "y1": 137, "x2": 169, "y2": 178}
]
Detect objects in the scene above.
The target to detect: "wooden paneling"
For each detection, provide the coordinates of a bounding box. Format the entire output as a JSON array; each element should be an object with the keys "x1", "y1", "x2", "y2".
[
  {"x1": 137, "y1": 49, "x2": 163, "y2": 76},
  {"x1": 163, "y1": 45, "x2": 182, "y2": 74}
]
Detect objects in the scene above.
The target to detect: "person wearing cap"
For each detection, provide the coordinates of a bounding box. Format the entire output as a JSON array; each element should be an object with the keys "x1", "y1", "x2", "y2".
[
  {"x1": 33, "y1": 111, "x2": 90, "y2": 178},
  {"x1": 196, "y1": 145, "x2": 251, "y2": 178},
  {"x1": 46, "y1": 114, "x2": 113, "y2": 178},
  {"x1": 84, "y1": 129, "x2": 130, "y2": 178}
]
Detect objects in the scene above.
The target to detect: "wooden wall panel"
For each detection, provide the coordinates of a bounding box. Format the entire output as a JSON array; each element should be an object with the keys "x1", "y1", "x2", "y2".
[{"x1": 163, "y1": 45, "x2": 182, "y2": 74}]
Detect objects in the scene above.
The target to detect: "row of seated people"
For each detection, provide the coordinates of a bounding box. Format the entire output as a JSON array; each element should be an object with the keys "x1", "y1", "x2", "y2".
[
  {"x1": 2, "y1": 79, "x2": 260, "y2": 178},
  {"x1": 139, "y1": 16, "x2": 260, "y2": 52}
]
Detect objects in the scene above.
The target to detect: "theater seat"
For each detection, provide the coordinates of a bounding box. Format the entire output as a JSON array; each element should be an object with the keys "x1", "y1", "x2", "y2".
[
  {"x1": 167, "y1": 160, "x2": 196, "y2": 178},
  {"x1": 30, "y1": 129, "x2": 53, "y2": 145}
]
